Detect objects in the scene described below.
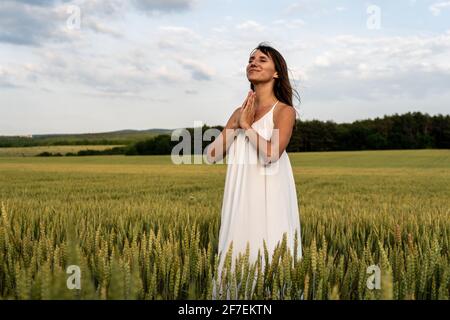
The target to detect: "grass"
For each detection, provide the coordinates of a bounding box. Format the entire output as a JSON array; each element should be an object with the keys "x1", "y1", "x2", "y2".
[{"x1": 0, "y1": 149, "x2": 449, "y2": 299}]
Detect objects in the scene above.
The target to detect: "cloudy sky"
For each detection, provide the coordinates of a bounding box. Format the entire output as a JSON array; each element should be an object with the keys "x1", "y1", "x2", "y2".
[{"x1": 0, "y1": 0, "x2": 449, "y2": 135}]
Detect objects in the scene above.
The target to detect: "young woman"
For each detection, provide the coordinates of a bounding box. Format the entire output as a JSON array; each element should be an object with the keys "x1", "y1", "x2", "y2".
[{"x1": 206, "y1": 43, "x2": 302, "y2": 298}]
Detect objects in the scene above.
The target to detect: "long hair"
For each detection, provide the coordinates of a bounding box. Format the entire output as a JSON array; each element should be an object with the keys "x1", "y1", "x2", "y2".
[{"x1": 249, "y1": 42, "x2": 301, "y2": 122}]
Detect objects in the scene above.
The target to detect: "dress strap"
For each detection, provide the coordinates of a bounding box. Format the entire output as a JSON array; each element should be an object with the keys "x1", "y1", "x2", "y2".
[{"x1": 271, "y1": 100, "x2": 279, "y2": 112}]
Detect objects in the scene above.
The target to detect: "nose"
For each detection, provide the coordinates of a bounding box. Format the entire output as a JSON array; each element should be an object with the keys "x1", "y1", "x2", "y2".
[{"x1": 248, "y1": 61, "x2": 259, "y2": 70}]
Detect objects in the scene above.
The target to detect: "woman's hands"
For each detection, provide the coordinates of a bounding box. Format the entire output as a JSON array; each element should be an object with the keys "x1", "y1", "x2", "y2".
[
  {"x1": 207, "y1": 90, "x2": 256, "y2": 164},
  {"x1": 238, "y1": 90, "x2": 256, "y2": 130}
]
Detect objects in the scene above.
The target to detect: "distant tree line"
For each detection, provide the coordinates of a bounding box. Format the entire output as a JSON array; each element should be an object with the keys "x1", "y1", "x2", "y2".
[
  {"x1": 37, "y1": 146, "x2": 127, "y2": 157},
  {"x1": 289, "y1": 112, "x2": 450, "y2": 152},
  {"x1": 122, "y1": 112, "x2": 450, "y2": 155},
  {"x1": 34, "y1": 112, "x2": 450, "y2": 156}
]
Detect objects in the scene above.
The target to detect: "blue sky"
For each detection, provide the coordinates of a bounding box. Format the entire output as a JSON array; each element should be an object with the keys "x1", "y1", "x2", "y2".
[{"x1": 0, "y1": 0, "x2": 449, "y2": 135}]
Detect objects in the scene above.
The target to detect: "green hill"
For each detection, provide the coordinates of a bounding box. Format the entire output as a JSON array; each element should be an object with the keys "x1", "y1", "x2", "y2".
[{"x1": 0, "y1": 128, "x2": 174, "y2": 147}]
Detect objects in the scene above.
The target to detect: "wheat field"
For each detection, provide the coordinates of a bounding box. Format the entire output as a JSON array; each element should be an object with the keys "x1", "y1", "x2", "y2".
[{"x1": 0, "y1": 149, "x2": 449, "y2": 300}]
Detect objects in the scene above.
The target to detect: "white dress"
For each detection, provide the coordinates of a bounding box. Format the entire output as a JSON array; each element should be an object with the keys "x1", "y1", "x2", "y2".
[{"x1": 212, "y1": 100, "x2": 302, "y2": 299}]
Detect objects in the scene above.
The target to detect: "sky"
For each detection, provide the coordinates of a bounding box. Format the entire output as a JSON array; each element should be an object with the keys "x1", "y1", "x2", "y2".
[{"x1": 0, "y1": 0, "x2": 449, "y2": 135}]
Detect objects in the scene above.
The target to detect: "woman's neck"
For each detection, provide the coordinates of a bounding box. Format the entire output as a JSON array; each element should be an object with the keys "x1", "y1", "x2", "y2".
[{"x1": 253, "y1": 83, "x2": 277, "y2": 109}]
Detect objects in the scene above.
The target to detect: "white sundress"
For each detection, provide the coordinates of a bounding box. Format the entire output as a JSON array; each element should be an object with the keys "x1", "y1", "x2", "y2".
[{"x1": 212, "y1": 100, "x2": 303, "y2": 299}]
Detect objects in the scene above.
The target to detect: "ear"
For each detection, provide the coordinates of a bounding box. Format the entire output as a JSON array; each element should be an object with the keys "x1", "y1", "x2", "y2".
[{"x1": 273, "y1": 72, "x2": 279, "y2": 79}]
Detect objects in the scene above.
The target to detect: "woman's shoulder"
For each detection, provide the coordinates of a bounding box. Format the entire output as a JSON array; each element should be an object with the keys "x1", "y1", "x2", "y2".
[{"x1": 274, "y1": 102, "x2": 297, "y2": 121}]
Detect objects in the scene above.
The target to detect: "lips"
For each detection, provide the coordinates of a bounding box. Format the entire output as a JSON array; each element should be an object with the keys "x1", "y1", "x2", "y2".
[{"x1": 248, "y1": 69, "x2": 260, "y2": 73}]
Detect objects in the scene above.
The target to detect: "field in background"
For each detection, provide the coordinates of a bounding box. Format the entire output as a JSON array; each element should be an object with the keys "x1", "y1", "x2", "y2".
[
  {"x1": 0, "y1": 145, "x2": 126, "y2": 157},
  {"x1": 0, "y1": 149, "x2": 449, "y2": 299},
  {"x1": 0, "y1": 128, "x2": 172, "y2": 148}
]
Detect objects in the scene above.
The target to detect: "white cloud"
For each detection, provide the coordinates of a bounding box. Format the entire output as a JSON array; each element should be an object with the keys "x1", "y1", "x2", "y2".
[
  {"x1": 71, "y1": 0, "x2": 126, "y2": 16},
  {"x1": 132, "y1": 0, "x2": 196, "y2": 13},
  {"x1": 75, "y1": 0, "x2": 197, "y2": 15},
  {"x1": 84, "y1": 18, "x2": 124, "y2": 38},
  {"x1": 314, "y1": 53, "x2": 331, "y2": 67},
  {"x1": 0, "y1": 0, "x2": 199, "y2": 47},
  {"x1": 155, "y1": 65, "x2": 183, "y2": 82},
  {"x1": 236, "y1": 20, "x2": 265, "y2": 32},
  {"x1": 1, "y1": 0, "x2": 449, "y2": 134},
  {"x1": 176, "y1": 58, "x2": 215, "y2": 81},
  {"x1": 429, "y1": 1, "x2": 450, "y2": 15},
  {"x1": 272, "y1": 19, "x2": 305, "y2": 29},
  {"x1": 158, "y1": 25, "x2": 200, "y2": 39},
  {"x1": 156, "y1": 25, "x2": 202, "y2": 51},
  {"x1": 282, "y1": 0, "x2": 329, "y2": 16},
  {"x1": 301, "y1": 33, "x2": 450, "y2": 101},
  {"x1": 212, "y1": 26, "x2": 228, "y2": 33},
  {"x1": 0, "y1": 1, "x2": 73, "y2": 46},
  {"x1": 0, "y1": 65, "x2": 19, "y2": 88},
  {"x1": 6, "y1": 47, "x2": 159, "y2": 97}
]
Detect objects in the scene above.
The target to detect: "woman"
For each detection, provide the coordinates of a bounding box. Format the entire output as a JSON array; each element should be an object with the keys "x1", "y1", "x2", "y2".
[{"x1": 206, "y1": 43, "x2": 302, "y2": 299}]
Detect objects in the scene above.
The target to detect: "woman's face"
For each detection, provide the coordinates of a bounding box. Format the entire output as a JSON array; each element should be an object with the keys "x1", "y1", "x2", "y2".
[{"x1": 246, "y1": 49, "x2": 278, "y2": 84}]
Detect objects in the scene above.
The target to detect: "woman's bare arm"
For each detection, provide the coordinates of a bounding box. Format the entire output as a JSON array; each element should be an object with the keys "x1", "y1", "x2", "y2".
[{"x1": 206, "y1": 107, "x2": 241, "y2": 164}]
